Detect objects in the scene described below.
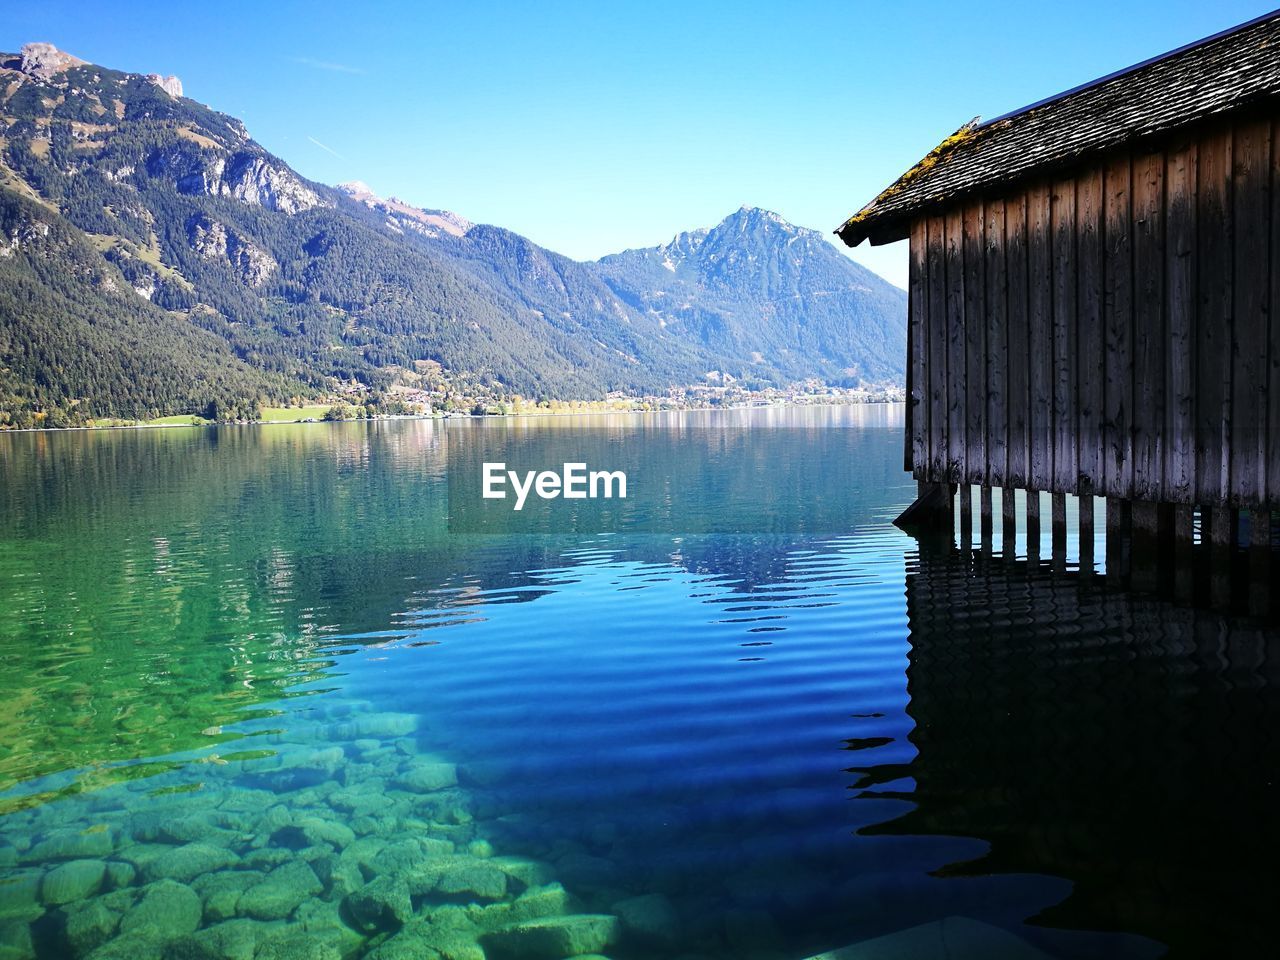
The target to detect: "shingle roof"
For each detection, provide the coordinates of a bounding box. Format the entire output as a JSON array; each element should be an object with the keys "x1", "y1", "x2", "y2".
[{"x1": 837, "y1": 10, "x2": 1280, "y2": 246}]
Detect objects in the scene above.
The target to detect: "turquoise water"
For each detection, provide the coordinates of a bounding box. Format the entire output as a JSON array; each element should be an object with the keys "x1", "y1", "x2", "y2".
[{"x1": 0, "y1": 408, "x2": 1275, "y2": 959}]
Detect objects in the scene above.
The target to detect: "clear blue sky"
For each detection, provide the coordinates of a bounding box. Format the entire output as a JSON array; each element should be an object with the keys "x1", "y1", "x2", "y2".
[{"x1": 5, "y1": 1, "x2": 1274, "y2": 286}]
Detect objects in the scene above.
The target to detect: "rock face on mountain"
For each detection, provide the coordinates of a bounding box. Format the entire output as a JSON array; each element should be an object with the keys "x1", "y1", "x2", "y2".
[
  {"x1": 14, "y1": 42, "x2": 85, "y2": 79},
  {"x1": 597, "y1": 206, "x2": 906, "y2": 385},
  {"x1": 337, "y1": 182, "x2": 472, "y2": 238},
  {"x1": 147, "y1": 73, "x2": 183, "y2": 98},
  {"x1": 0, "y1": 42, "x2": 906, "y2": 424}
]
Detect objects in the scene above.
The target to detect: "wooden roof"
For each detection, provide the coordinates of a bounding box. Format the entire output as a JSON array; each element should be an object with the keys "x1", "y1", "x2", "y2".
[{"x1": 837, "y1": 10, "x2": 1280, "y2": 246}]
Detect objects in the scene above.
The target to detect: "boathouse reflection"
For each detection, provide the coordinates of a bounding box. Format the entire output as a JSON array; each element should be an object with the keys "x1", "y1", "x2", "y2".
[{"x1": 854, "y1": 546, "x2": 1280, "y2": 958}]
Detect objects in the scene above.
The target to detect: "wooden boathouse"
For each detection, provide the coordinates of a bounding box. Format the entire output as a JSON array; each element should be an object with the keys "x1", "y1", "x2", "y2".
[{"x1": 838, "y1": 11, "x2": 1280, "y2": 609}]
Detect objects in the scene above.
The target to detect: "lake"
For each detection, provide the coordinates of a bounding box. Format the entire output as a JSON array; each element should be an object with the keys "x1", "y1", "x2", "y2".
[{"x1": 0, "y1": 406, "x2": 1275, "y2": 959}]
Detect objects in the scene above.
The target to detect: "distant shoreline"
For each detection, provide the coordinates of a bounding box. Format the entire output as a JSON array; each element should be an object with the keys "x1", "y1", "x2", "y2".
[{"x1": 0, "y1": 397, "x2": 906, "y2": 434}]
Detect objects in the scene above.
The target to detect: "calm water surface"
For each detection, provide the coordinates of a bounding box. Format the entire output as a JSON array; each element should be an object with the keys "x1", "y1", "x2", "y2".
[{"x1": 0, "y1": 407, "x2": 1275, "y2": 959}]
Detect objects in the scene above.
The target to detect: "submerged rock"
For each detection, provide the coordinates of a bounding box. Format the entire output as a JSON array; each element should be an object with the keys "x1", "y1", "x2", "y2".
[
  {"x1": 141, "y1": 843, "x2": 239, "y2": 883},
  {"x1": 193, "y1": 870, "x2": 263, "y2": 923},
  {"x1": 435, "y1": 860, "x2": 507, "y2": 902},
  {"x1": 0, "y1": 872, "x2": 42, "y2": 921},
  {"x1": 41, "y1": 859, "x2": 106, "y2": 905},
  {"x1": 392, "y1": 762, "x2": 457, "y2": 794},
  {"x1": 118, "y1": 879, "x2": 201, "y2": 940},
  {"x1": 241, "y1": 861, "x2": 322, "y2": 921},
  {"x1": 23, "y1": 830, "x2": 114, "y2": 863},
  {"x1": 612, "y1": 893, "x2": 680, "y2": 946},
  {"x1": 103, "y1": 862, "x2": 135, "y2": 892},
  {"x1": 186, "y1": 918, "x2": 283, "y2": 960},
  {"x1": 0, "y1": 919, "x2": 35, "y2": 960},
  {"x1": 64, "y1": 898, "x2": 121, "y2": 955},
  {"x1": 480, "y1": 914, "x2": 620, "y2": 960},
  {"x1": 342, "y1": 876, "x2": 412, "y2": 933}
]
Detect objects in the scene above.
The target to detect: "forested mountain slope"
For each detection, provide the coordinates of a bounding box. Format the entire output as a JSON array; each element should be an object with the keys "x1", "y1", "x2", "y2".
[{"x1": 0, "y1": 43, "x2": 905, "y2": 425}]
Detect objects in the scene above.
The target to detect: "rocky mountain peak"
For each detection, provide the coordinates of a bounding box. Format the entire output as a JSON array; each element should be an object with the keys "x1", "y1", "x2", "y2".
[
  {"x1": 337, "y1": 181, "x2": 471, "y2": 238},
  {"x1": 147, "y1": 73, "x2": 183, "y2": 98},
  {"x1": 17, "y1": 42, "x2": 86, "y2": 80}
]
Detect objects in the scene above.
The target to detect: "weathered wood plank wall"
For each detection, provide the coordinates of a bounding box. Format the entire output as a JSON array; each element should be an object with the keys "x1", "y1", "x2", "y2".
[{"x1": 904, "y1": 114, "x2": 1279, "y2": 508}]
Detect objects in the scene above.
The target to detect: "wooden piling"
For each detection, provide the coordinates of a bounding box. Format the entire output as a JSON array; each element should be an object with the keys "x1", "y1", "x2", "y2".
[
  {"x1": 1173, "y1": 505, "x2": 1194, "y2": 601},
  {"x1": 980, "y1": 486, "x2": 994, "y2": 555},
  {"x1": 1249, "y1": 507, "x2": 1271, "y2": 617},
  {"x1": 1106, "y1": 498, "x2": 1131, "y2": 585},
  {"x1": 1130, "y1": 499, "x2": 1160, "y2": 593},
  {"x1": 1209, "y1": 505, "x2": 1236, "y2": 608},
  {"x1": 959, "y1": 483, "x2": 973, "y2": 549},
  {"x1": 1051, "y1": 492, "x2": 1068, "y2": 570},
  {"x1": 1002, "y1": 487, "x2": 1017, "y2": 556},
  {"x1": 1026, "y1": 491, "x2": 1041, "y2": 562},
  {"x1": 1079, "y1": 494, "x2": 1095, "y2": 574}
]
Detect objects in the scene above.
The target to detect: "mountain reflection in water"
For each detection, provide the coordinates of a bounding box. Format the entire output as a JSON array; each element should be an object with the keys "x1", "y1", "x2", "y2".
[{"x1": 0, "y1": 410, "x2": 1276, "y2": 959}]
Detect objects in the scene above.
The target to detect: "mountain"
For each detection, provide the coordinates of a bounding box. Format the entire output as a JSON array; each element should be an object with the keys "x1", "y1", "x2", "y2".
[
  {"x1": 0, "y1": 42, "x2": 905, "y2": 426},
  {"x1": 597, "y1": 206, "x2": 906, "y2": 385}
]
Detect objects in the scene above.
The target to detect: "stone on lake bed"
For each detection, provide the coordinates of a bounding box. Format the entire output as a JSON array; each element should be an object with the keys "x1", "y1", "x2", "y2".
[
  {"x1": 0, "y1": 920, "x2": 35, "y2": 960},
  {"x1": 103, "y1": 861, "x2": 135, "y2": 891},
  {"x1": 480, "y1": 914, "x2": 621, "y2": 960},
  {"x1": 241, "y1": 860, "x2": 322, "y2": 921},
  {"x1": 612, "y1": 892, "x2": 680, "y2": 946},
  {"x1": 0, "y1": 871, "x2": 42, "y2": 921},
  {"x1": 22, "y1": 829, "x2": 114, "y2": 863},
  {"x1": 194, "y1": 869, "x2": 263, "y2": 922},
  {"x1": 187, "y1": 917, "x2": 284, "y2": 960},
  {"x1": 392, "y1": 762, "x2": 457, "y2": 794},
  {"x1": 64, "y1": 898, "x2": 121, "y2": 955},
  {"x1": 118, "y1": 878, "x2": 202, "y2": 939},
  {"x1": 141, "y1": 842, "x2": 239, "y2": 883},
  {"x1": 475, "y1": 883, "x2": 571, "y2": 931},
  {"x1": 342, "y1": 876, "x2": 413, "y2": 933},
  {"x1": 40, "y1": 859, "x2": 106, "y2": 904},
  {"x1": 324, "y1": 712, "x2": 417, "y2": 741},
  {"x1": 435, "y1": 860, "x2": 507, "y2": 901},
  {"x1": 255, "y1": 930, "x2": 342, "y2": 960}
]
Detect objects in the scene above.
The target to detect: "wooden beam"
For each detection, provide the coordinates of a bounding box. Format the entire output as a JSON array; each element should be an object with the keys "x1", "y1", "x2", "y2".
[
  {"x1": 1002, "y1": 487, "x2": 1017, "y2": 556},
  {"x1": 1196, "y1": 130, "x2": 1233, "y2": 505},
  {"x1": 945, "y1": 208, "x2": 967, "y2": 483},
  {"x1": 1209, "y1": 505, "x2": 1237, "y2": 609},
  {"x1": 1027, "y1": 490, "x2": 1042, "y2": 562},
  {"x1": 980, "y1": 485, "x2": 994, "y2": 555},
  {"x1": 1132, "y1": 151, "x2": 1166, "y2": 501},
  {"x1": 1079, "y1": 494, "x2": 1096, "y2": 575},
  {"x1": 1006, "y1": 195, "x2": 1031, "y2": 489},
  {"x1": 1249, "y1": 507, "x2": 1271, "y2": 617},
  {"x1": 1165, "y1": 140, "x2": 1197, "y2": 504},
  {"x1": 1103, "y1": 154, "x2": 1134, "y2": 500},
  {"x1": 985, "y1": 201, "x2": 1009, "y2": 488},
  {"x1": 1230, "y1": 118, "x2": 1271, "y2": 505},
  {"x1": 1173, "y1": 505, "x2": 1194, "y2": 602},
  {"x1": 1028, "y1": 182, "x2": 1054, "y2": 492},
  {"x1": 1051, "y1": 491, "x2": 1068, "y2": 570},
  {"x1": 963, "y1": 202, "x2": 986, "y2": 485},
  {"x1": 1076, "y1": 168, "x2": 1105, "y2": 496}
]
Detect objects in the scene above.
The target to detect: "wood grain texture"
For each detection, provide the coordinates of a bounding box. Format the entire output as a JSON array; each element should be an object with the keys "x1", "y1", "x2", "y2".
[
  {"x1": 1103, "y1": 153, "x2": 1134, "y2": 500},
  {"x1": 904, "y1": 113, "x2": 1278, "y2": 510},
  {"x1": 1076, "y1": 168, "x2": 1105, "y2": 496},
  {"x1": 1196, "y1": 128, "x2": 1232, "y2": 504},
  {"x1": 1230, "y1": 119, "x2": 1270, "y2": 504},
  {"x1": 963, "y1": 202, "x2": 986, "y2": 485},
  {"x1": 1027, "y1": 182, "x2": 1055, "y2": 491},
  {"x1": 1132, "y1": 150, "x2": 1166, "y2": 501},
  {"x1": 945, "y1": 208, "x2": 967, "y2": 483},
  {"x1": 1052, "y1": 178, "x2": 1079, "y2": 493}
]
